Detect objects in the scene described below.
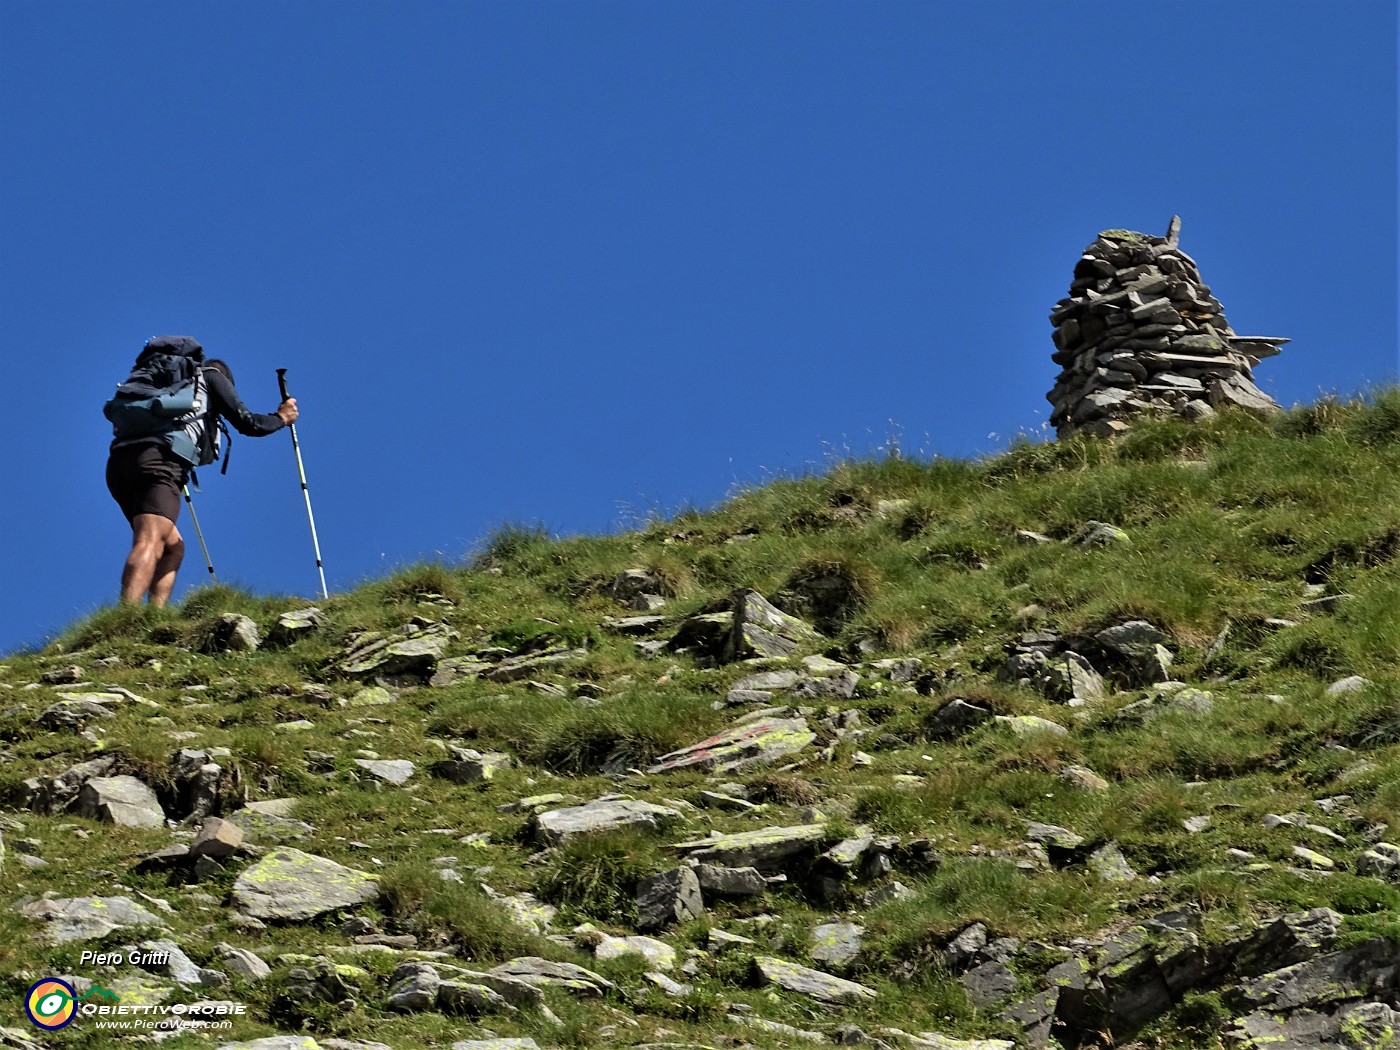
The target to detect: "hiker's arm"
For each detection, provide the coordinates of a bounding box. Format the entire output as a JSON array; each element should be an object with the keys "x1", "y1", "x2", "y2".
[{"x1": 205, "y1": 370, "x2": 289, "y2": 437}]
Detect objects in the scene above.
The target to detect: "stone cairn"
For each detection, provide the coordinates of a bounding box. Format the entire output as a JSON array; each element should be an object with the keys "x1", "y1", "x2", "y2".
[{"x1": 1046, "y1": 216, "x2": 1288, "y2": 438}]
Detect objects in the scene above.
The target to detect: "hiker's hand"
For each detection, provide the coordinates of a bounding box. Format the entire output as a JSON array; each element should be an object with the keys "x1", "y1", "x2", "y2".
[{"x1": 277, "y1": 398, "x2": 299, "y2": 425}]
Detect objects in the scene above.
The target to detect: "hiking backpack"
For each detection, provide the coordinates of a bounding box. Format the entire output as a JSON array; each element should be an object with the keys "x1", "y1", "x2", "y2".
[{"x1": 104, "y1": 335, "x2": 229, "y2": 473}]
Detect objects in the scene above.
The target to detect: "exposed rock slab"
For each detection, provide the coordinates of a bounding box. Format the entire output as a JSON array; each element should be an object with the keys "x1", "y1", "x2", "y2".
[
  {"x1": 353, "y1": 758, "x2": 416, "y2": 786},
  {"x1": 533, "y1": 798, "x2": 683, "y2": 846},
  {"x1": 231, "y1": 848, "x2": 379, "y2": 921},
  {"x1": 33, "y1": 697, "x2": 117, "y2": 730},
  {"x1": 647, "y1": 714, "x2": 815, "y2": 774},
  {"x1": 336, "y1": 619, "x2": 454, "y2": 678},
  {"x1": 675, "y1": 823, "x2": 828, "y2": 871},
  {"x1": 752, "y1": 955, "x2": 876, "y2": 1003},
  {"x1": 191, "y1": 816, "x2": 244, "y2": 860},
  {"x1": 811, "y1": 922, "x2": 864, "y2": 967},
  {"x1": 695, "y1": 863, "x2": 769, "y2": 896},
  {"x1": 487, "y1": 957, "x2": 614, "y2": 997},
  {"x1": 269, "y1": 607, "x2": 325, "y2": 646},
  {"x1": 16, "y1": 895, "x2": 169, "y2": 943},
  {"x1": 574, "y1": 924, "x2": 676, "y2": 969},
  {"x1": 722, "y1": 590, "x2": 823, "y2": 662},
  {"x1": 23, "y1": 755, "x2": 117, "y2": 815}
]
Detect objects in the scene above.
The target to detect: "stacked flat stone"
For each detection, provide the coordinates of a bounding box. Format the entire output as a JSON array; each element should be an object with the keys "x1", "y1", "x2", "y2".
[{"x1": 1046, "y1": 217, "x2": 1288, "y2": 438}]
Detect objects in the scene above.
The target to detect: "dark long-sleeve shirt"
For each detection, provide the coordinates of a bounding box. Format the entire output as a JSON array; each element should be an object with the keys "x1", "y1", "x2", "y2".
[{"x1": 205, "y1": 369, "x2": 285, "y2": 436}]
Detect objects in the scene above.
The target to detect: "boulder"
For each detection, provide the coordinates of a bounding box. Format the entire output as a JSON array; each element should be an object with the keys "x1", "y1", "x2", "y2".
[
  {"x1": 1074, "y1": 521, "x2": 1130, "y2": 548},
  {"x1": 1061, "y1": 765, "x2": 1110, "y2": 791},
  {"x1": 437, "y1": 981, "x2": 514, "y2": 1015},
  {"x1": 215, "y1": 942, "x2": 272, "y2": 981},
  {"x1": 127, "y1": 938, "x2": 208, "y2": 986},
  {"x1": 999, "y1": 989, "x2": 1059, "y2": 1050},
  {"x1": 484, "y1": 888, "x2": 556, "y2": 935},
  {"x1": 811, "y1": 922, "x2": 864, "y2": 968},
  {"x1": 960, "y1": 959, "x2": 1019, "y2": 1006},
  {"x1": 752, "y1": 955, "x2": 876, "y2": 1003},
  {"x1": 665, "y1": 612, "x2": 734, "y2": 657},
  {"x1": 39, "y1": 664, "x2": 85, "y2": 685},
  {"x1": 211, "y1": 613, "x2": 261, "y2": 653},
  {"x1": 174, "y1": 755, "x2": 224, "y2": 822},
  {"x1": 1087, "y1": 843, "x2": 1137, "y2": 882},
  {"x1": 675, "y1": 823, "x2": 828, "y2": 871},
  {"x1": 33, "y1": 697, "x2": 117, "y2": 730},
  {"x1": 432, "y1": 748, "x2": 511, "y2": 784},
  {"x1": 1325, "y1": 675, "x2": 1372, "y2": 696},
  {"x1": 927, "y1": 698, "x2": 995, "y2": 738},
  {"x1": 574, "y1": 924, "x2": 676, "y2": 969},
  {"x1": 347, "y1": 686, "x2": 394, "y2": 707},
  {"x1": 269, "y1": 607, "x2": 325, "y2": 646},
  {"x1": 636, "y1": 866, "x2": 704, "y2": 931},
  {"x1": 647, "y1": 714, "x2": 815, "y2": 774},
  {"x1": 385, "y1": 962, "x2": 440, "y2": 1012},
  {"x1": 1095, "y1": 620, "x2": 1174, "y2": 683},
  {"x1": 336, "y1": 619, "x2": 454, "y2": 679},
  {"x1": 231, "y1": 848, "x2": 379, "y2": 921},
  {"x1": 24, "y1": 755, "x2": 116, "y2": 815},
  {"x1": 353, "y1": 759, "x2": 416, "y2": 786},
  {"x1": 16, "y1": 895, "x2": 168, "y2": 943},
  {"x1": 190, "y1": 816, "x2": 244, "y2": 860},
  {"x1": 1357, "y1": 842, "x2": 1400, "y2": 879},
  {"x1": 533, "y1": 798, "x2": 682, "y2": 846},
  {"x1": 76, "y1": 776, "x2": 165, "y2": 828},
  {"x1": 1232, "y1": 937, "x2": 1400, "y2": 1011},
  {"x1": 994, "y1": 715, "x2": 1069, "y2": 737},
  {"x1": 481, "y1": 648, "x2": 588, "y2": 683},
  {"x1": 732, "y1": 669, "x2": 802, "y2": 693},
  {"x1": 228, "y1": 802, "x2": 316, "y2": 844},
  {"x1": 607, "y1": 569, "x2": 668, "y2": 602},
  {"x1": 721, "y1": 590, "x2": 823, "y2": 662},
  {"x1": 1233, "y1": 908, "x2": 1343, "y2": 978},
  {"x1": 1033, "y1": 651, "x2": 1106, "y2": 703},
  {"x1": 487, "y1": 957, "x2": 614, "y2": 997},
  {"x1": 429, "y1": 656, "x2": 493, "y2": 688},
  {"x1": 694, "y1": 863, "x2": 769, "y2": 897}
]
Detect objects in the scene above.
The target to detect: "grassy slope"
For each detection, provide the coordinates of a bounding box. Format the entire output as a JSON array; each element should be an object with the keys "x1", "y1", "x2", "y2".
[{"x1": 1, "y1": 391, "x2": 1398, "y2": 1049}]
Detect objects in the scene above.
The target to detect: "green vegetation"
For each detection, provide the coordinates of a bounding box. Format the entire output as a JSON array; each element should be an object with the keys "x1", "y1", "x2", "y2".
[{"x1": 1, "y1": 390, "x2": 1398, "y2": 1048}]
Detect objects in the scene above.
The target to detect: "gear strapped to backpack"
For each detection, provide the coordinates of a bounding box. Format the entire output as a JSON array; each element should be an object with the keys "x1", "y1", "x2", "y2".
[{"x1": 104, "y1": 335, "x2": 231, "y2": 479}]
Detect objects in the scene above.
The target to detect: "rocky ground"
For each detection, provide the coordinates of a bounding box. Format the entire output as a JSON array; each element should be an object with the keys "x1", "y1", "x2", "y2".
[{"x1": 2, "y1": 406, "x2": 1397, "y2": 1049}]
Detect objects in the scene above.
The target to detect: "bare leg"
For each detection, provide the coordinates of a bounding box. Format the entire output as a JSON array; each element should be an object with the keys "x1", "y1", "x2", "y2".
[
  {"x1": 121, "y1": 514, "x2": 181, "y2": 605},
  {"x1": 149, "y1": 527, "x2": 185, "y2": 607}
]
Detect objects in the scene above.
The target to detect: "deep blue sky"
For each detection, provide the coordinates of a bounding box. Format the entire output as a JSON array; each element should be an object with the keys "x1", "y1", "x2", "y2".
[{"x1": 2, "y1": 1, "x2": 1395, "y2": 654}]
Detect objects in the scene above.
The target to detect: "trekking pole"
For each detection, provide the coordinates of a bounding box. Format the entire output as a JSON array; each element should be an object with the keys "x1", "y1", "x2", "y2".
[
  {"x1": 277, "y1": 368, "x2": 329, "y2": 600},
  {"x1": 181, "y1": 485, "x2": 217, "y2": 580}
]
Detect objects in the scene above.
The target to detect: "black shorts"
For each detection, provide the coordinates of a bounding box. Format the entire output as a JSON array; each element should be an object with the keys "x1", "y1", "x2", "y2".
[{"x1": 106, "y1": 442, "x2": 188, "y2": 524}]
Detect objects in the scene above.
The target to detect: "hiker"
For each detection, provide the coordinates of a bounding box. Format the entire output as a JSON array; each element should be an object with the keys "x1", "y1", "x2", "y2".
[{"x1": 104, "y1": 336, "x2": 299, "y2": 606}]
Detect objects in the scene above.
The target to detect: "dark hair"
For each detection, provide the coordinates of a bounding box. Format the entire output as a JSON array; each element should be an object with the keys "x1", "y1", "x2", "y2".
[{"x1": 205, "y1": 359, "x2": 234, "y2": 385}]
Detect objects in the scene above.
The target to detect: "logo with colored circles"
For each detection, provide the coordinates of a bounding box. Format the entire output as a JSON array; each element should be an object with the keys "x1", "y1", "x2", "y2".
[{"x1": 25, "y1": 978, "x2": 77, "y2": 1030}]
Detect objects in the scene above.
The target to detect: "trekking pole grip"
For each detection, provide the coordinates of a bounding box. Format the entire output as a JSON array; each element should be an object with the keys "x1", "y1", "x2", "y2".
[{"x1": 276, "y1": 368, "x2": 290, "y2": 402}]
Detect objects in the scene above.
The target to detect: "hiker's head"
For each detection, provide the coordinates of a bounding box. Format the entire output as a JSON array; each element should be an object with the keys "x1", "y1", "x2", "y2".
[{"x1": 205, "y1": 359, "x2": 235, "y2": 385}]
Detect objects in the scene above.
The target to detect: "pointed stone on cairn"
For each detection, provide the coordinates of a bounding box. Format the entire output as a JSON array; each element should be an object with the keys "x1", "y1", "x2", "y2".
[{"x1": 1046, "y1": 217, "x2": 1288, "y2": 439}]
